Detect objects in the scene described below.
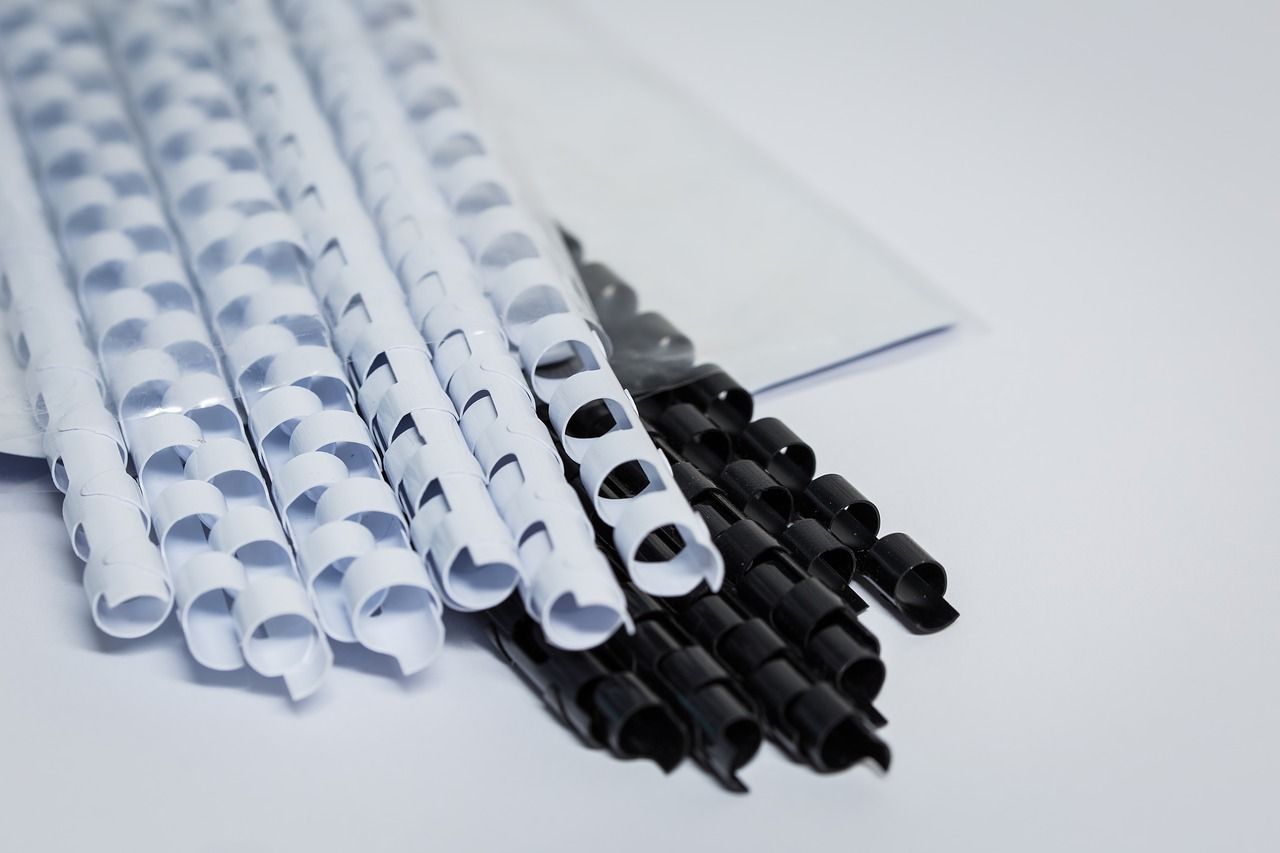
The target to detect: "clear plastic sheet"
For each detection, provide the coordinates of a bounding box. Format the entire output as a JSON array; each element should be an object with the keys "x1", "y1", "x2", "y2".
[{"x1": 429, "y1": 0, "x2": 958, "y2": 395}]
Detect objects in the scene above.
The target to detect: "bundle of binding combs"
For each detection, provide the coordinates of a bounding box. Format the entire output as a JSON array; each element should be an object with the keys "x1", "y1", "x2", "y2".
[{"x1": 0, "y1": 0, "x2": 957, "y2": 792}]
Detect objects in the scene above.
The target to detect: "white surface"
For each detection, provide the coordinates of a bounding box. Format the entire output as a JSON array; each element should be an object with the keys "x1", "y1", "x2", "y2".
[{"x1": 1, "y1": 1, "x2": 1278, "y2": 851}]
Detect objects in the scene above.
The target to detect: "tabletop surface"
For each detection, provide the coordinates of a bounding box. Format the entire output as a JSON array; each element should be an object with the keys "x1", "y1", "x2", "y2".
[{"x1": 1, "y1": 1, "x2": 1277, "y2": 851}]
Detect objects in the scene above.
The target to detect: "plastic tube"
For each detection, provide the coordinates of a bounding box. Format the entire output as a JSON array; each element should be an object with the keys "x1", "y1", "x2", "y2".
[
  {"x1": 0, "y1": 72, "x2": 172, "y2": 640},
  {"x1": 94, "y1": 0, "x2": 444, "y2": 681},
  {"x1": 0, "y1": 1, "x2": 340, "y2": 699},
  {"x1": 338, "y1": 0, "x2": 724, "y2": 598},
  {"x1": 273, "y1": 0, "x2": 632, "y2": 649}
]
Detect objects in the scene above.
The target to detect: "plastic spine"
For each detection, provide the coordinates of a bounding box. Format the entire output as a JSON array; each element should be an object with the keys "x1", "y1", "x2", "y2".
[
  {"x1": 203, "y1": 1, "x2": 528, "y2": 623},
  {"x1": 0, "y1": 1, "x2": 337, "y2": 692},
  {"x1": 0, "y1": 70, "x2": 172, "y2": 639},
  {"x1": 604, "y1": 584, "x2": 763, "y2": 791},
  {"x1": 274, "y1": 0, "x2": 631, "y2": 649},
  {"x1": 341, "y1": 0, "x2": 723, "y2": 598},
  {"x1": 668, "y1": 583, "x2": 890, "y2": 774},
  {"x1": 96, "y1": 0, "x2": 443, "y2": 679},
  {"x1": 488, "y1": 597, "x2": 687, "y2": 771},
  {"x1": 658, "y1": 375, "x2": 960, "y2": 633},
  {"x1": 670, "y1": 461, "x2": 887, "y2": 706}
]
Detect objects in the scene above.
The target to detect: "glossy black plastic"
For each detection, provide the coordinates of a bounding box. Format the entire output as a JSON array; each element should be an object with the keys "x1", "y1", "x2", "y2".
[
  {"x1": 672, "y1": 466, "x2": 884, "y2": 704},
  {"x1": 781, "y1": 518, "x2": 858, "y2": 588},
  {"x1": 720, "y1": 459, "x2": 793, "y2": 535},
  {"x1": 488, "y1": 599, "x2": 688, "y2": 771},
  {"x1": 738, "y1": 417, "x2": 816, "y2": 490},
  {"x1": 655, "y1": 402, "x2": 732, "y2": 473},
  {"x1": 609, "y1": 586, "x2": 763, "y2": 791},
  {"x1": 860, "y1": 533, "x2": 960, "y2": 633},
  {"x1": 674, "y1": 461, "x2": 869, "y2": 610},
  {"x1": 673, "y1": 368, "x2": 754, "y2": 432},
  {"x1": 797, "y1": 473, "x2": 882, "y2": 551},
  {"x1": 589, "y1": 465, "x2": 889, "y2": 774},
  {"x1": 676, "y1": 592, "x2": 889, "y2": 773}
]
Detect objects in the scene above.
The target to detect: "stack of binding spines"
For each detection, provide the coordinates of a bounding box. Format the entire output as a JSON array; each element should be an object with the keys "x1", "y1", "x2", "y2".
[
  {"x1": 0, "y1": 56, "x2": 173, "y2": 642},
  {"x1": 272, "y1": 0, "x2": 632, "y2": 650},
  {"x1": 343, "y1": 0, "x2": 727, "y2": 601},
  {"x1": 0, "y1": 0, "x2": 955, "y2": 791},
  {"x1": 486, "y1": 432, "x2": 895, "y2": 791},
  {"x1": 204, "y1": 0, "x2": 530, "y2": 625},
  {"x1": 98, "y1": 0, "x2": 445, "y2": 688},
  {"x1": 487, "y1": 234, "x2": 958, "y2": 790},
  {"x1": 0, "y1": 0, "x2": 336, "y2": 692}
]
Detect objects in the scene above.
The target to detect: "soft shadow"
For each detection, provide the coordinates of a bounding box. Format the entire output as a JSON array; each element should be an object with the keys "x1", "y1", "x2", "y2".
[
  {"x1": 442, "y1": 609, "x2": 493, "y2": 651},
  {"x1": 88, "y1": 613, "x2": 185, "y2": 656},
  {"x1": 331, "y1": 639, "x2": 442, "y2": 694},
  {"x1": 0, "y1": 451, "x2": 52, "y2": 487},
  {"x1": 80, "y1": 609, "x2": 329, "y2": 709}
]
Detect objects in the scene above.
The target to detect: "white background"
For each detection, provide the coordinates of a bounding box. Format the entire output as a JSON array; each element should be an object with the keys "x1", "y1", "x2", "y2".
[{"x1": 2, "y1": 1, "x2": 1278, "y2": 850}]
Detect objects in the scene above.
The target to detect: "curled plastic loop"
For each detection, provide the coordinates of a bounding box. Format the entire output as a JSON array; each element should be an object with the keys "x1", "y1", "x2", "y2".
[
  {"x1": 0, "y1": 24, "x2": 176, "y2": 641},
  {"x1": 343, "y1": 0, "x2": 723, "y2": 598},
  {"x1": 0, "y1": 0, "x2": 346, "y2": 695},
  {"x1": 103, "y1": 0, "x2": 453, "y2": 676},
  {"x1": 278, "y1": 0, "x2": 633, "y2": 645}
]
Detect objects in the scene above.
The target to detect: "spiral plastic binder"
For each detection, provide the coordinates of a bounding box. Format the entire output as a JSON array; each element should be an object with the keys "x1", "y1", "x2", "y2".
[
  {"x1": 487, "y1": 596, "x2": 688, "y2": 772},
  {"x1": 94, "y1": 0, "x2": 453, "y2": 686},
  {"x1": 0, "y1": 1, "x2": 340, "y2": 697},
  {"x1": 205, "y1": 0, "x2": 530, "y2": 626},
  {"x1": 666, "y1": 460, "x2": 888, "y2": 707},
  {"x1": 604, "y1": 583, "x2": 763, "y2": 791},
  {"x1": 273, "y1": 0, "x2": 640, "y2": 649},
  {"x1": 344, "y1": 0, "x2": 725, "y2": 599},
  {"x1": 0, "y1": 78, "x2": 173, "y2": 640},
  {"x1": 0, "y1": 0, "x2": 955, "y2": 788}
]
